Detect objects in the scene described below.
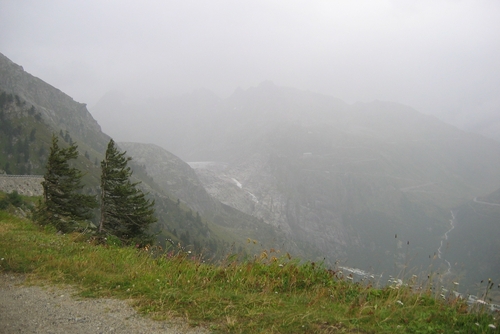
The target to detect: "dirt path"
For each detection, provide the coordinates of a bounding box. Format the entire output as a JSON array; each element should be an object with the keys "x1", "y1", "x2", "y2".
[{"x1": 0, "y1": 273, "x2": 209, "y2": 334}]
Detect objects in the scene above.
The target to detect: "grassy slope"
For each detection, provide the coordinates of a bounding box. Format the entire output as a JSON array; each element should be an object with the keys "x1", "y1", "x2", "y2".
[{"x1": 1, "y1": 212, "x2": 498, "y2": 333}]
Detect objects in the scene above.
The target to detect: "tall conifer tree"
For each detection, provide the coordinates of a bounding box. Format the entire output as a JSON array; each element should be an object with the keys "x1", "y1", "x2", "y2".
[
  {"x1": 99, "y1": 139, "x2": 156, "y2": 243},
  {"x1": 36, "y1": 134, "x2": 96, "y2": 231}
]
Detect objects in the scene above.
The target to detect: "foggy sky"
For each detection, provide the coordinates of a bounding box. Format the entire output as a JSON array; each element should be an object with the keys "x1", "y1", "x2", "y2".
[{"x1": 1, "y1": 0, "x2": 499, "y2": 122}]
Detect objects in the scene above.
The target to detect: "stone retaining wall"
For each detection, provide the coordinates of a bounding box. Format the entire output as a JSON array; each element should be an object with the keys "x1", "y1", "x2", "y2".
[{"x1": 0, "y1": 175, "x2": 43, "y2": 196}]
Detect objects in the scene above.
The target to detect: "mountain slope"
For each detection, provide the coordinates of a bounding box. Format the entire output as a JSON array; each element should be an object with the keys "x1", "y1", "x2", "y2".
[
  {"x1": 0, "y1": 52, "x2": 109, "y2": 155},
  {"x1": 446, "y1": 189, "x2": 500, "y2": 290},
  {"x1": 92, "y1": 82, "x2": 500, "y2": 283},
  {"x1": 0, "y1": 53, "x2": 290, "y2": 259},
  {"x1": 118, "y1": 142, "x2": 296, "y2": 256}
]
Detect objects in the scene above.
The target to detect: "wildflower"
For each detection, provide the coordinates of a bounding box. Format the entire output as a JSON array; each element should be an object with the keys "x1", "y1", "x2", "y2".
[
  {"x1": 488, "y1": 324, "x2": 496, "y2": 329},
  {"x1": 396, "y1": 300, "x2": 403, "y2": 306},
  {"x1": 156, "y1": 279, "x2": 160, "y2": 282},
  {"x1": 278, "y1": 264, "x2": 284, "y2": 267},
  {"x1": 453, "y1": 281, "x2": 459, "y2": 286},
  {"x1": 0, "y1": 258, "x2": 4, "y2": 261},
  {"x1": 475, "y1": 323, "x2": 480, "y2": 326},
  {"x1": 440, "y1": 294, "x2": 446, "y2": 299}
]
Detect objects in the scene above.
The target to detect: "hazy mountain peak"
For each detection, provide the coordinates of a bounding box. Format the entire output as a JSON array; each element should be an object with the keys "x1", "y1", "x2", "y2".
[{"x1": 258, "y1": 80, "x2": 277, "y2": 88}]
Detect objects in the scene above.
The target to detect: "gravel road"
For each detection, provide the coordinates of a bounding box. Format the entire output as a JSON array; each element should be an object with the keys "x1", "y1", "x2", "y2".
[{"x1": 0, "y1": 273, "x2": 209, "y2": 334}]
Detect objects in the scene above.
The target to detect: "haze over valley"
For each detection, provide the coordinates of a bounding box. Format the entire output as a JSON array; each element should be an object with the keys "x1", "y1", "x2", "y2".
[
  {"x1": 1, "y1": 1, "x2": 500, "y2": 298},
  {"x1": 92, "y1": 80, "x2": 500, "y2": 291}
]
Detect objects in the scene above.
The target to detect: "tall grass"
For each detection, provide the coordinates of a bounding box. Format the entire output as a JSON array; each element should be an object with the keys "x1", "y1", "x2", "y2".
[{"x1": 0, "y1": 211, "x2": 498, "y2": 333}]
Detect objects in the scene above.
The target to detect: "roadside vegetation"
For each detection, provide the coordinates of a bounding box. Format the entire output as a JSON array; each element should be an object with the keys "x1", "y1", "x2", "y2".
[{"x1": 0, "y1": 207, "x2": 498, "y2": 333}]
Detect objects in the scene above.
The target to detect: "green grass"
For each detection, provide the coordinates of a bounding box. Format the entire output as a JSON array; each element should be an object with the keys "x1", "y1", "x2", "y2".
[{"x1": 0, "y1": 211, "x2": 498, "y2": 333}]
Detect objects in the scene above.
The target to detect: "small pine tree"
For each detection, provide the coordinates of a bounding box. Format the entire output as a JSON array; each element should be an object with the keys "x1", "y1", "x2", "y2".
[
  {"x1": 99, "y1": 139, "x2": 156, "y2": 244},
  {"x1": 35, "y1": 134, "x2": 97, "y2": 231}
]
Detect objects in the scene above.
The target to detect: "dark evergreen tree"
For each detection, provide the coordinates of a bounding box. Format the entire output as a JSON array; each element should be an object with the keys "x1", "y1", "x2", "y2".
[
  {"x1": 4, "y1": 162, "x2": 11, "y2": 174},
  {"x1": 29, "y1": 128, "x2": 36, "y2": 142},
  {"x1": 35, "y1": 135, "x2": 97, "y2": 231},
  {"x1": 99, "y1": 139, "x2": 156, "y2": 243}
]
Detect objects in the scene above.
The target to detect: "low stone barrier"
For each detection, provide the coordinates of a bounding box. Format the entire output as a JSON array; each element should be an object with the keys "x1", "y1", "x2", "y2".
[{"x1": 0, "y1": 175, "x2": 44, "y2": 196}]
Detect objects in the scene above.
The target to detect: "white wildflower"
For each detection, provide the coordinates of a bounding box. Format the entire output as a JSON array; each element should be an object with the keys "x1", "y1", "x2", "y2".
[
  {"x1": 396, "y1": 300, "x2": 404, "y2": 306},
  {"x1": 488, "y1": 324, "x2": 496, "y2": 329}
]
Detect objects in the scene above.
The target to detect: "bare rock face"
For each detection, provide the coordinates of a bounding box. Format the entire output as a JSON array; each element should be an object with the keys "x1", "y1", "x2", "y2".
[
  {"x1": 0, "y1": 52, "x2": 109, "y2": 154},
  {"x1": 191, "y1": 157, "x2": 292, "y2": 234},
  {"x1": 190, "y1": 154, "x2": 353, "y2": 261}
]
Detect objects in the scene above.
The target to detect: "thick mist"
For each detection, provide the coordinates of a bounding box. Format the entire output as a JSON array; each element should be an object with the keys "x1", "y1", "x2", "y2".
[{"x1": 1, "y1": 0, "x2": 499, "y2": 136}]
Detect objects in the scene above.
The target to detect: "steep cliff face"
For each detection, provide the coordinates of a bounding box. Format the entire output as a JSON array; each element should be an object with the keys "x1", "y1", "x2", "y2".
[{"x1": 0, "y1": 52, "x2": 109, "y2": 154}]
